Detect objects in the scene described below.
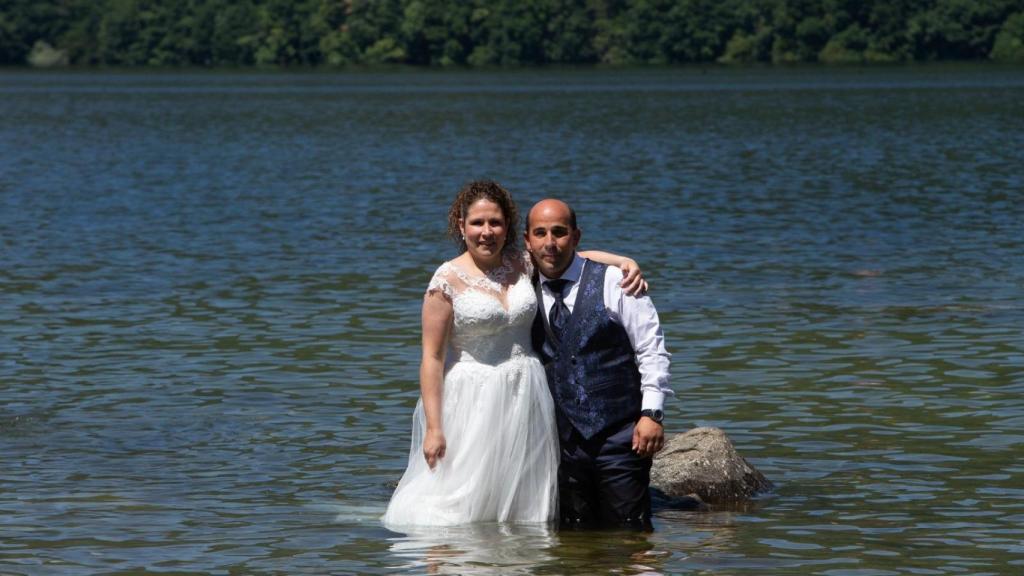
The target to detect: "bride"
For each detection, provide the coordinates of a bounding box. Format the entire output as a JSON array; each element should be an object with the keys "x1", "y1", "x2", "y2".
[{"x1": 383, "y1": 180, "x2": 645, "y2": 527}]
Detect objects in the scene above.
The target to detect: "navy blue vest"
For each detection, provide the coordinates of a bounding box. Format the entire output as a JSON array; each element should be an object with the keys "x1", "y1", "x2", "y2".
[{"x1": 532, "y1": 260, "x2": 642, "y2": 440}]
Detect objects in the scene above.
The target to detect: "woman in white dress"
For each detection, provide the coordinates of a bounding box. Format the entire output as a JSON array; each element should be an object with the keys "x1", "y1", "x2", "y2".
[{"x1": 383, "y1": 181, "x2": 645, "y2": 527}]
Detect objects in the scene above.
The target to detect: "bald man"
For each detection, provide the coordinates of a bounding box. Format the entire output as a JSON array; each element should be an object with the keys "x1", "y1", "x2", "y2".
[{"x1": 526, "y1": 199, "x2": 673, "y2": 531}]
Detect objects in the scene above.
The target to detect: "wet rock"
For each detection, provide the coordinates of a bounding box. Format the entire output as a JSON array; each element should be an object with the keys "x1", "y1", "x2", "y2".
[{"x1": 651, "y1": 427, "x2": 773, "y2": 505}]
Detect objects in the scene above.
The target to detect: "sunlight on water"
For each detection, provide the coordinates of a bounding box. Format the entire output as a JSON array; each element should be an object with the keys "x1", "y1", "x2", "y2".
[{"x1": 1, "y1": 67, "x2": 1023, "y2": 574}]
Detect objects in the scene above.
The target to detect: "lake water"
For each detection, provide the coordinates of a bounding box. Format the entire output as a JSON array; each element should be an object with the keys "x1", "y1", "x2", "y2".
[{"x1": 1, "y1": 66, "x2": 1023, "y2": 575}]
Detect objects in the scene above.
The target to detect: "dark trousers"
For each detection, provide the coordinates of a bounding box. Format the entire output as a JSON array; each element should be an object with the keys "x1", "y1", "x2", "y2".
[{"x1": 558, "y1": 419, "x2": 653, "y2": 531}]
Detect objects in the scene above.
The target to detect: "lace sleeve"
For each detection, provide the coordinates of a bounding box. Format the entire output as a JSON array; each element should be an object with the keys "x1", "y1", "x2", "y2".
[
  {"x1": 426, "y1": 262, "x2": 455, "y2": 300},
  {"x1": 518, "y1": 249, "x2": 535, "y2": 277}
]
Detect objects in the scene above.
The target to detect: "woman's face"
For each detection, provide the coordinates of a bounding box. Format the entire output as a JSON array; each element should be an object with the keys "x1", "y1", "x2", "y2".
[{"x1": 460, "y1": 198, "x2": 507, "y2": 263}]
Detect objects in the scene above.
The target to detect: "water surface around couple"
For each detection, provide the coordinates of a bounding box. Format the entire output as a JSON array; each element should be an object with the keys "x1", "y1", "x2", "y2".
[{"x1": 2, "y1": 66, "x2": 1023, "y2": 574}]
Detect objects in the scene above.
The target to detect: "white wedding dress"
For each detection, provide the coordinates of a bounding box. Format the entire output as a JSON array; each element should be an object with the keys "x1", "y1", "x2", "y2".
[{"x1": 383, "y1": 252, "x2": 558, "y2": 527}]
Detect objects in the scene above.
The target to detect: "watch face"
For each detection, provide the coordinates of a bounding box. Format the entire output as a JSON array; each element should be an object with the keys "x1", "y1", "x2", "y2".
[{"x1": 643, "y1": 409, "x2": 664, "y2": 423}]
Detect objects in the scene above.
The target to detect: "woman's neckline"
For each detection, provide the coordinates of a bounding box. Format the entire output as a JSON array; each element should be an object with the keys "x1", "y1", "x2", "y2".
[{"x1": 452, "y1": 252, "x2": 512, "y2": 280}]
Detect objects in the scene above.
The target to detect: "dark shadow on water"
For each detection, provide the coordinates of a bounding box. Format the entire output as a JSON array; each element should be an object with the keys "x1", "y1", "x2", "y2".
[
  {"x1": 650, "y1": 487, "x2": 708, "y2": 512},
  {"x1": 542, "y1": 529, "x2": 664, "y2": 576}
]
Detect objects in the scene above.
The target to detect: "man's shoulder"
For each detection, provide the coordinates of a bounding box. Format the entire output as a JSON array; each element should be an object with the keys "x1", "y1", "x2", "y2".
[
  {"x1": 602, "y1": 262, "x2": 622, "y2": 280},
  {"x1": 579, "y1": 256, "x2": 612, "y2": 272},
  {"x1": 583, "y1": 258, "x2": 621, "y2": 283}
]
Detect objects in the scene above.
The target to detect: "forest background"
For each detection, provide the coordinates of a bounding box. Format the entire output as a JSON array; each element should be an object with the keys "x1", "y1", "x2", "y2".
[{"x1": 5, "y1": 0, "x2": 1024, "y2": 68}]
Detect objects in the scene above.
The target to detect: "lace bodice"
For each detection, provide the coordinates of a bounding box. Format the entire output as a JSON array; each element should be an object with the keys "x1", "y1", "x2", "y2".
[{"x1": 427, "y1": 251, "x2": 538, "y2": 366}]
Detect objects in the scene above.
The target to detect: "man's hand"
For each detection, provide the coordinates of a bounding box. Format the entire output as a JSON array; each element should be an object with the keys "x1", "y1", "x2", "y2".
[
  {"x1": 632, "y1": 417, "x2": 664, "y2": 457},
  {"x1": 619, "y1": 258, "x2": 649, "y2": 296},
  {"x1": 423, "y1": 428, "x2": 446, "y2": 470}
]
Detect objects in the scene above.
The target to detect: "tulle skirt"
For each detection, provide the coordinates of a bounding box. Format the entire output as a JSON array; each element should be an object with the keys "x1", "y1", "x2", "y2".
[{"x1": 383, "y1": 356, "x2": 558, "y2": 527}]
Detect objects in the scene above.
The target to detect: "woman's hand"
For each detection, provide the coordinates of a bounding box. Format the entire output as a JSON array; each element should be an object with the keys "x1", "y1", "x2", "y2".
[
  {"x1": 619, "y1": 258, "x2": 649, "y2": 296},
  {"x1": 423, "y1": 428, "x2": 446, "y2": 470}
]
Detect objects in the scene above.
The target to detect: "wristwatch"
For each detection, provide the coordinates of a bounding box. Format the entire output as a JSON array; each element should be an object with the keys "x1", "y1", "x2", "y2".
[{"x1": 640, "y1": 409, "x2": 664, "y2": 424}]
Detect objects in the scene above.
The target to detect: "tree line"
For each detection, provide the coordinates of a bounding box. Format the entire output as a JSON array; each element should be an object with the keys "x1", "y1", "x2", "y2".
[{"x1": 4, "y1": 0, "x2": 1024, "y2": 68}]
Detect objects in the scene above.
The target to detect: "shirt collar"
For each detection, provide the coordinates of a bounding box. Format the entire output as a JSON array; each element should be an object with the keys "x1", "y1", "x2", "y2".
[{"x1": 540, "y1": 253, "x2": 584, "y2": 284}]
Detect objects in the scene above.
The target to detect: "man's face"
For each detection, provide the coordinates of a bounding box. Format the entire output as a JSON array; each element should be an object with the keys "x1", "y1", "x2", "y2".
[{"x1": 526, "y1": 203, "x2": 581, "y2": 278}]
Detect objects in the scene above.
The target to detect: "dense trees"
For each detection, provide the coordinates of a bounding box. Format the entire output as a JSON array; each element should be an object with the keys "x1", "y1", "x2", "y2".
[{"x1": 4, "y1": 0, "x2": 1024, "y2": 67}]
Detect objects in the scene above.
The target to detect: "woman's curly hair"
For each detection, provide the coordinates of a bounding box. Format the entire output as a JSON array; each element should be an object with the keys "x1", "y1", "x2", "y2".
[{"x1": 447, "y1": 180, "x2": 520, "y2": 256}]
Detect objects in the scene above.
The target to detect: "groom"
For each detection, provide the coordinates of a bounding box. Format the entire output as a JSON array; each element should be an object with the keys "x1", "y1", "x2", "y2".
[{"x1": 527, "y1": 199, "x2": 673, "y2": 531}]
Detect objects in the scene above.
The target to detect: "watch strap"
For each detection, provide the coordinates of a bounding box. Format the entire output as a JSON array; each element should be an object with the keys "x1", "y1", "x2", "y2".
[{"x1": 640, "y1": 409, "x2": 664, "y2": 423}]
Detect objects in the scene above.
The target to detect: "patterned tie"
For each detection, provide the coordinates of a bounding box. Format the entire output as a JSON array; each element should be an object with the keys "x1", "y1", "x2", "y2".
[{"x1": 545, "y1": 279, "x2": 572, "y2": 343}]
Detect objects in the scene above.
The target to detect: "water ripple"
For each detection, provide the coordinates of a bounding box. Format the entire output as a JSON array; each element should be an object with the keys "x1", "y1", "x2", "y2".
[{"x1": 2, "y1": 67, "x2": 1023, "y2": 574}]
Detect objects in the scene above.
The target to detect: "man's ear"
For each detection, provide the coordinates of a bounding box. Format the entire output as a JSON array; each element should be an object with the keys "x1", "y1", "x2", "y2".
[{"x1": 572, "y1": 228, "x2": 582, "y2": 246}]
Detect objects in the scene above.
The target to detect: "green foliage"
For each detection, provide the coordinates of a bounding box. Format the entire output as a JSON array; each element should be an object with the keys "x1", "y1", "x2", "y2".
[
  {"x1": 3, "y1": 0, "x2": 1024, "y2": 67},
  {"x1": 908, "y1": 0, "x2": 1020, "y2": 60},
  {"x1": 0, "y1": 12, "x2": 23, "y2": 64},
  {"x1": 663, "y1": 0, "x2": 734, "y2": 62},
  {"x1": 542, "y1": 0, "x2": 597, "y2": 63},
  {"x1": 210, "y1": 1, "x2": 261, "y2": 65},
  {"x1": 718, "y1": 29, "x2": 772, "y2": 63},
  {"x1": 819, "y1": 23, "x2": 868, "y2": 63},
  {"x1": 991, "y1": 12, "x2": 1024, "y2": 61}
]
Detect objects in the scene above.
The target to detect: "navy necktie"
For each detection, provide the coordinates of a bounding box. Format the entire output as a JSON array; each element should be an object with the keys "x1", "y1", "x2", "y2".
[{"x1": 545, "y1": 279, "x2": 572, "y2": 342}]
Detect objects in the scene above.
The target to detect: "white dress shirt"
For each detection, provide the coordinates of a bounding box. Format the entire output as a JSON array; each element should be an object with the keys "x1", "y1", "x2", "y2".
[{"x1": 538, "y1": 254, "x2": 673, "y2": 412}]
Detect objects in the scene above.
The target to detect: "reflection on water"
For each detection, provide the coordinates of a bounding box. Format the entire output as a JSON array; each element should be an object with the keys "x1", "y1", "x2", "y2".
[
  {"x1": 387, "y1": 523, "x2": 559, "y2": 575},
  {"x1": 342, "y1": 499, "x2": 748, "y2": 575},
  {"x1": 379, "y1": 504, "x2": 792, "y2": 575},
  {"x1": 386, "y1": 523, "x2": 673, "y2": 576}
]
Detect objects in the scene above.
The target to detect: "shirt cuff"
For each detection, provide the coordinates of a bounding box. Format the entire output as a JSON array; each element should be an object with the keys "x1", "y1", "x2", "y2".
[{"x1": 641, "y1": 390, "x2": 665, "y2": 412}]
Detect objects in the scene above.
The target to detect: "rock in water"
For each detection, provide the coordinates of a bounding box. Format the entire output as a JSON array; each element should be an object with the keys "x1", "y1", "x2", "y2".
[{"x1": 651, "y1": 427, "x2": 773, "y2": 505}]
